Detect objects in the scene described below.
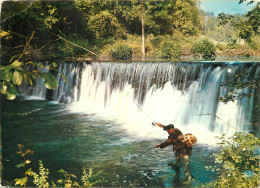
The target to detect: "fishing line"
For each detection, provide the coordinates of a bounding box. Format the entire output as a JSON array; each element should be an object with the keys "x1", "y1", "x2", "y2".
[
  {"x1": 120, "y1": 147, "x2": 155, "y2": 163},
  {"x1": 136, "y1": 104, "x2": 157, "y2": 126}
]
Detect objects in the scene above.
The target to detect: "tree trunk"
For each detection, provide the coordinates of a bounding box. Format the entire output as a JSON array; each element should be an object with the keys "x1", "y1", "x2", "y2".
[{"x1": 141, "y1": 0, "x2": 145, "y2": 61}]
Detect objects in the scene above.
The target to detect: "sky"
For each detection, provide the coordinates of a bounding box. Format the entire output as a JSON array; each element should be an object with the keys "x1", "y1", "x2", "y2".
[{"x1": 199, "y1": 0, "x2": 258, "y2": 15}]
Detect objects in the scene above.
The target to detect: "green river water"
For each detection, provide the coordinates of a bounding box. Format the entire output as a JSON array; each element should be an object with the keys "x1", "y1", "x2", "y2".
[{"x1": 2, "y1": 96, "x2": 217, "y2": 187}]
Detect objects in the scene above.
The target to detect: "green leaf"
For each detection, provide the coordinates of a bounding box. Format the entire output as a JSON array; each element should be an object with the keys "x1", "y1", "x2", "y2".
[
  {"x1": 70, "y1": 173, "x2": 77, "y2": 179},
  {"x1": 16, "y1": 163, "x2": 25, "y2": 168},
  {"x1": 14, "y1": 177, "x2": 28, "y2": 186},
  {"x1": 1, "y1": 82, "x2": 7, "y2": 94},
  {"x1": 6, "y1": 84, "x2": 18, "y2": 100},
  {"x1": 53, "y1": 62, "x2": 58, "y2": 68},
  {"x1": 57, "y1": 179, "x2": 63, "y2": 183},
  {"x1": 73, "y1": 182, "x2": 80, "y2": 187},
  {"x1": 12, "y1": 60, "x2": 23, "y2": 67},
  {"x1": 26, "y1": 168, "x2": 34, "y2": 176},
  {"x1": 42, "y1": 72, "x2": 57, "y2": 90},
  {"x1": 3, "y1": 70, "x2": 14, "y2": 82},
  {"x1": 58, "y1": 169, "x2": 65, "y2": 174},
  {"x1": 12, "y1": 70, "x2": 23, "y2": 85},
  {"x1": 6, "y1": 92, "x2": 16, "y2": 100},
  {"x1": 3, "y1": 60, "x2": 23, "y2": 71},
  {"x1": 25, "y1": 160, "x2": 31, "y2": 164}
]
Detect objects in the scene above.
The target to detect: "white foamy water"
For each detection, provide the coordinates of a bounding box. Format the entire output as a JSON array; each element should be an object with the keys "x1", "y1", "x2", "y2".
[{"x1": 68, "y1": 62, "x2": 257, "y2": 144}]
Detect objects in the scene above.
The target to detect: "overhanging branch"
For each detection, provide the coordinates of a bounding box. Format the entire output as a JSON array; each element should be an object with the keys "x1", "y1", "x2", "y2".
[{"x1": 51, "y1": 33, "x2": 100, "y2": 57}]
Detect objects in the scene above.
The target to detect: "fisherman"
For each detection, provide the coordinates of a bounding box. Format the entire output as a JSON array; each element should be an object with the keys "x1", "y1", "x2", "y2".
[{"x1": 155, "y1": 123, "x2": 195, "y2": 181}]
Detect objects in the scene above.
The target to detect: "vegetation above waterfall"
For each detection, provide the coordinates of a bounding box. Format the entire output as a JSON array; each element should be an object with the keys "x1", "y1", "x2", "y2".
[{"x1": 1, "y1": 0, "x2": 260, "y2": 61}]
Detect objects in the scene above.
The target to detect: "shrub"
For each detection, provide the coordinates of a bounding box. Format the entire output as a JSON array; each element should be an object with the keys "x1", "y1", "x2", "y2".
[
  {"x1": 14, "y1": 145, "x2": 103, "y2": 187},
  {"x1": 204, "y1": 132, "x2": 260, "y2": 188},
  {"x1": 191, "y1": 39, "x2": 216, "y2": 59},
  {"x1": 110, "y1": 43, "x2": 132, "y2": 60},
  {"x1": 88, "y1": 10, "x2": 125, "y2": 39},
  {"x1": 248, "y1": 39, "x2": 259, "y2": 50},
  {"x1": 159, "y1": 40, "x2": 181, "y2": 59}
]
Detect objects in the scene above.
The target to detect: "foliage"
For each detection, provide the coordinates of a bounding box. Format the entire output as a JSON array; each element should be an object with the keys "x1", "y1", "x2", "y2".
[
  {"x1": 159, "y1": 40, "x2": 181, "y2": 59},
  {"x1": 14, "y1": 144, "x2": 34, "y2": 187},
  {"x1": 1, "y1": 0, "x2": 259, "y2": 60},
  {"x1": 57, "y1": 167, "x2": 104, "y2": 187},
  {"x1": 191, "y1": 39, "x2": 216, "y2": 59},
  {"x1": 245, "y1": 5, "x2": 260, "y2": 35},
  {"x1": 220, "y1": 70, "x2": 259, "y2": 103},
  {"x1": 75, "y1": 0, "x2": 201, "y2": 36},
  {"x1": 239, "y1": 0, "x2": 258, "y2": 5},
  {"x1": 171, "y1": 0, "x2": 200, "y2": 35},
  {"x1": 237, "y1": 20, "x2": 254, "y2": 42},
  {"x1": 0, "y1": 30, "x2": 68, "y2": 100},
  {"x1": 216, "y1": 4, "x2": 260, "y2": 43},
  {"x1": 1, "y1": 1, "x2": 32, "y2": 22},
  {"x1": 217, "y1": 13, "x2": 235, "y2": 26},
  {"x1": 57, "y1": 169, "x2": 77, "y2": 187},
  {"x1": 0, "y1": 57, "x2": 59, "y2": 100},
  {"x1": 205, "y1": 132, "x2": 260, "y2": 188},
  {"x1": 13, "y1": 145, "x2": 104, "y2": 187},
  {"x1": 81, "y1": 167, "x2": 104, "y2": 187},
  {"x1": 110, "y1": 43, "x2": 132, "y2": 60},
  {"x1": 88, "y1": 10, "x2": 125, "y2": 40},
  {"x1": 29, "y1": 160, "x2": 50, "y2": 187},
  {"x1": 53, "y1": 34, "x2": 92, "y2": 58}
]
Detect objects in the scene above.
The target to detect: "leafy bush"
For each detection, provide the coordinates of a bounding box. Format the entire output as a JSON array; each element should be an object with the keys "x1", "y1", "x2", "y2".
[
  {"x1": 29, "y1": 160, "x2": 50, "y2": 187},
  {"x1": 150, "y1": 35, "x2": 168, "y2": 47},
  {"x1": 191, "y1": 39, "x2": 216, "y2": 59},
  {"x1": 14, "y1": 145, "x2": 103, "y2": 187},
  {"x1": 205, "y1": 132, "x2": 260, "y2": 188},
  {"x1": 88, "y1": 10, "x2": 125, "y2": 39},
  {"x1": 110, "y1": 43, "x2": 132, "y2": 60},
  {"x1": 159, "y1": 40, "x2": 181, "y2": 59},
  {"x1": 248, "y1": 38, "x2": 259, "y2": 50}
]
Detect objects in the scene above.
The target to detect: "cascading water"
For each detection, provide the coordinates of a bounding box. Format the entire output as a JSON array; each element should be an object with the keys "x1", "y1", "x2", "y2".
[{"x1": 26, "y1": 62, "x2": 259, "y2": 144}]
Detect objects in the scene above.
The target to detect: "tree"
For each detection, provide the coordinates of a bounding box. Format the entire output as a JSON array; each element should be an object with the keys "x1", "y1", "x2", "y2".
[
  {"x1": 88, "y1": 10, "x2": 124, "y2": 39},
  {"x1": 205, "y1": 132, "x2": 260, "y2": 188},
  {"x1": 217, "y1": 6, "x2": 259, "y2": 43},
  {"x1": 141, "y1": 0, "x2": 145, "y2": 61},
  {"x1": 171, "y1": 0, "x2": 200, "y2": 35}
]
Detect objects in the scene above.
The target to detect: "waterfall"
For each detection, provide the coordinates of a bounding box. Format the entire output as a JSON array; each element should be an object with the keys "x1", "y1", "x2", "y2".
[{"x1": 25, "y1": 62, "x2": 259, "y2": 143}]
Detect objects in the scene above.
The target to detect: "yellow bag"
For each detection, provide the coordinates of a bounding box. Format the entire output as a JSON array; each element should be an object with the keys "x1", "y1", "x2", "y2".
[{"x1": 182, "y1": 133, "x2": 197, "y2": 146}]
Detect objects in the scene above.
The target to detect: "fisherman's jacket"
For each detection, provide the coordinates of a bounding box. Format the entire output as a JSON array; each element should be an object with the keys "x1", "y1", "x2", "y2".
[{"x1": 158, "y1": 128, "x2": 192, "y2": 157}]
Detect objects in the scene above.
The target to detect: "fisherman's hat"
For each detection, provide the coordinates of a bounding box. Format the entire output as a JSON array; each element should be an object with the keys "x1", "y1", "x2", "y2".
[{"x1": 163, "y1": 124, "x2": 175, "y2": 130}]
